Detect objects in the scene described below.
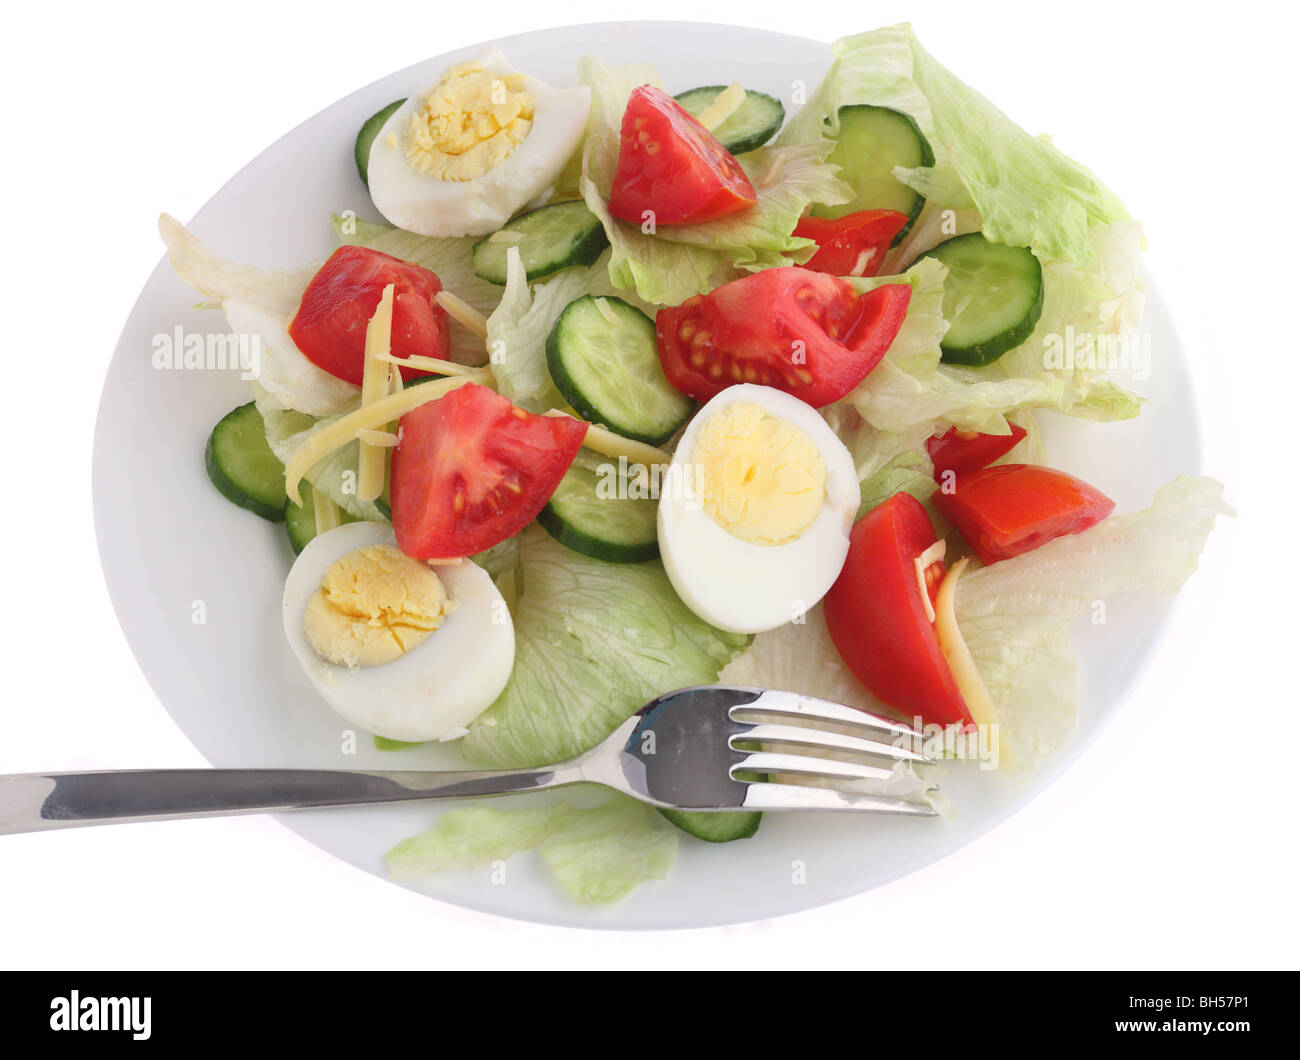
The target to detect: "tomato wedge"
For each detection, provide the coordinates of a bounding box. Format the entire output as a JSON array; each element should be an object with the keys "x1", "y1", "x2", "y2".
[
  {"x1": 793, "y1": 210, "x2": 910, "y2": 278},
  {"x1": 607, "y1": 85, "x2": 757, "y2": 226},
  {"x1": 390, "y1": 383, "x2": 588, "y2": 559},
  {"x1": 289, "y1": 245, "x2": 449, "y2": 387},
  {"x1": 655, "y1": 267, "x2": 911, "y2": 408},
  {"x1": 824, "y1": 493, "x2": 974, "y2": 729},
  {"x1": 934, "y1": 464, "x2": 1115, "y2": 565},
  {"x1": 926, "y1": 423, "x2": 1028, "y2": 482}
]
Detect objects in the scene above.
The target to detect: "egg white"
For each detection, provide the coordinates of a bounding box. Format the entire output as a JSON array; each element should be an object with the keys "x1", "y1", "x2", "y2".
[
  {"x1": 657, "y1": 384, "x2": 860, "y2": 635},
  {"x1": 367, "y1": 46, "x2": 591, "y2": 238},
  {"x1": 282, "y1": 522, "x2": 514, "y2": 741}
]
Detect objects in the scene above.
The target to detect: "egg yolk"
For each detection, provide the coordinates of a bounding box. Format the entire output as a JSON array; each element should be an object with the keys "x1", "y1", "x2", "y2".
[
  {"x1": 304, "y1": 545, "x2": 455, "y2": 668},
  {"x1": 694, "y1": 403, "x2": 828, "y2": 545},
  {"x1": 404, "y1": 59, "x2": 534, "y2": 182}
]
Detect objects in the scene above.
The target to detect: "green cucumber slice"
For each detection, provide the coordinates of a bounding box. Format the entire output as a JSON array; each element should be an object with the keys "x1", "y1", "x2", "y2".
[
  {"x1": 674, "y1": 85, "x2": 785, "y2": 155},
  {"x1": 284, "y1": 481, "x2": 359, "y2": 555},
  {"x1": 471, "y1": 201, "x2": 609, "y2": 286},
  {"x1": 813, "y1": 105, "x2": 933, "y2": 244},
  {"x1": 658, "y1": 808, "x2": 762, "y2": 843},
  {"x1": 205, "y1": 402, "x2": 286, "y2": 522},
  {"x1": 918, "y1": 232, "x2": 1044, "y2": 366},
  {"x1": 355, "y1": 99, "x2": 405, "y2": 187},
  {"x1": 546, "y1": 295, "x2": 692, "y2": 445},
  {"x1": 536, "y1": 463, "x2": 659, "y2": 563}
]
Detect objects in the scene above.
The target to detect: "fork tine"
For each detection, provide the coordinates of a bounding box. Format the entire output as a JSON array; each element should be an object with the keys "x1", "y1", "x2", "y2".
[
  {"x1": 728, "y1": 689, "x2": 923, "y2": 743},
  {"x1": 730, "y1": 722, "x2": 932, "y2": 765},
  {"x1": 731, "y1": 751, "x2": 898, "y2": 783},
  {"x1": 742, "y1": 781, "x2": 940, "y2": 816}
]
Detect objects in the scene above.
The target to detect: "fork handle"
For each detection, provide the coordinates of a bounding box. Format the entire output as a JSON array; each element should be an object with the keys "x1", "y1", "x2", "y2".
[{"x1": 0, "y1": 766, "x2": 582, "y2": 835}]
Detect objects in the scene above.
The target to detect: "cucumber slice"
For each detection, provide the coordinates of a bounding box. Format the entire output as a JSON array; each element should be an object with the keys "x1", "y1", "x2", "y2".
[
  {"x1": 205, "y1": 402, "x2": 286, "y2": 522},
  {"x1": 355, "y1": 99, "x2": 405, "y2": 186},
  {"x1": 658, "y1": 808, "x2": 762, "y2": 843},
  {"x1": 536, "y1": 463, "x2": 659, "y2": 563},
  {"x1": 813, "y1": 105, "x2": 933, "y2": 244},
  {"x1": 284, "y1": 481, "x2": 359, "y2": 554},
  {"x1": 674, "y1": 85, "x2": 785, "y2": 155},
  {"x1": 918, "y1": 232, "x2": 1044, "y2": 366},
  {"x1": 547, "y1": 295, "x2": 693, "y2": 445},
  {"x1": 471, "y1": 201, "x2": 609, "y2": 286}
]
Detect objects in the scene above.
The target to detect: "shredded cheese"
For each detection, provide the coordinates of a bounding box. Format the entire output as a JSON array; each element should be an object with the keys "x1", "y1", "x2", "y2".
[
  {"x1": 487, "y1": 230, "x2": 527, "y2": 246},
  {"x1": 932, "y1": 557, "x2": 1003, "y2": 763},
  {"x1": 435, "y1": 289, "x2": 489, "y2": 339},
  {"x1": 542, "y1": 409, "x2": 671, "y2": 468},
  {"x1": 695, "y1": 82, "x2": 746, "y2": 131},
  {"x1": 376, "y1": 351, "x2": 479, "y2": 376},
  {"x1": 312, "y1": 486, "x2": 342, "y2": 533},
  {"x1": 356, "y1": 428, "x2": 400, "y2": 447},
  {"x1": 356, "y1": 284, "x2": 395, "y2": 503},
  {"x1": 284, "y1": 372, "x2": 491, "y2": 506},
  {"x1": 913, "y1": 539, "x2": 947, "y2": 624}
]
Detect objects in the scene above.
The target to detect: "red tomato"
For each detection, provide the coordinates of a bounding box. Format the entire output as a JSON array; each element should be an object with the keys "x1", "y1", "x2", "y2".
[
  {"x1": 607, "y1": 85, "x2": 757, "y2": 226},
  {"x1": 824, "y1": 493, "x2": 973, "y2": 729},
  {"x1": 288, "y1": 245, "x2": 449, "y2": 387},
  {"x1": 934, "y1": 464, "x2": 1115, "y2": 565},
  {"x1": 655, "y1": 267, "x2": 911, "y2": 408},
  {"x1": 926, "y1": 423, "x2": 1028, "y2": 482},
  {"x1": 390, "y1": 383, "x2": 588, "y2": 559},
  {"x1": 793, "y1": 210, "x2": 910, "y2": 277}
]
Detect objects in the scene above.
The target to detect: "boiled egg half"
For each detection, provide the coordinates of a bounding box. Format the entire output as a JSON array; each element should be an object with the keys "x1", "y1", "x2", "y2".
[
  {"x1": 658, "y1": 384, "x2": 860, "y2": 634},
  {"x1": 367, "y1": 47, "x2": 590, "y2": 237},
  {"x1": 282, "y1": 521, "x2": 514, "y2": 741}
]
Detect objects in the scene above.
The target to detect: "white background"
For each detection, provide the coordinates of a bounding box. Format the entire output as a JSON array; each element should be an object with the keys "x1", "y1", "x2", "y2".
[{"x1": 0, "y1": 0, "x2": 1293, "y2": 969}]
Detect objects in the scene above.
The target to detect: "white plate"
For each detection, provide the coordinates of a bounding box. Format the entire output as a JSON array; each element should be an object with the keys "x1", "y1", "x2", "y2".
[{"x1": 93, "y1": 20, "x2": 1202, "y2": 929}]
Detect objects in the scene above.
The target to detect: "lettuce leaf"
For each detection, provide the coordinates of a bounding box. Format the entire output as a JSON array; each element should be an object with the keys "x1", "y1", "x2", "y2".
[
  {"x1": 790, "y1": 25, "x2": 1145, "y2": 421},
  {"x1": 792, "y1": 24, "x2": 1129, "y2": 266},
  {"x1": 159, "y1": 212, "x2": 318, "y2": 316},
  {"x1": 577, "y1": 56, "x2": 850, "y2": 306},
  {"x1": 843, "y1": 258, "x2": 1066, "y2": 434},
  {"x1": 483, "y1": 247, "x2": 658, "y2": 414},
  {"x1": 955, "y1": 476, "x2": 1231, "y2": 768},
  {"x1": 160, "y1": 214, "x2": 358, "y2": 417},
  {"x1": 463, "y1": 528, "x2": 749, "y2": 768},
  {"x1": 386, "y1": 795, "x2": 677, "y2": 904}
]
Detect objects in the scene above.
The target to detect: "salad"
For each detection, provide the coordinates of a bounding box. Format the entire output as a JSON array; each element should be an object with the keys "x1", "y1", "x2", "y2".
[{"x1": 162, "y1": 23, "x2": 1228, "y2": 906}]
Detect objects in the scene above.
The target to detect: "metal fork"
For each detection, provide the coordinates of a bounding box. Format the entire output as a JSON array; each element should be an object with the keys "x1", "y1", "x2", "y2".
[{"x1": 0, "y1": 686, "x2": 938, "y2": 834}]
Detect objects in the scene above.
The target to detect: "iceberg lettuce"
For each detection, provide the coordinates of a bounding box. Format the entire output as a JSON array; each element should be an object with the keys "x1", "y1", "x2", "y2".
[
  {"x1": 956, "y1": 475, "x2": 1230, "y2": 768},
  {"x1": 387, "y1": 794, "x2": 677, "y2": 904},
  {"x1": 482, "y1": 246, "x2": 658, "y2": 415},
  {"x1": 786, "y1": 24, "x2": 1129, "y2": 266},
  {"x1": 463, "y1": 528, "x2": 749, "y2": 768},
  {"x1": 159, "y1": 214, "x2": 358, "y2": 417}
]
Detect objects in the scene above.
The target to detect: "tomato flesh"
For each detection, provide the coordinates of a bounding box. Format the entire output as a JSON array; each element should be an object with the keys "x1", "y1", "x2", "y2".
[
  {"x1": 607, "y1": 85, "x2": 757, "y2": 226},
  {"x1": 934, "y1": 464, "x2": 1115, "y2": 565},
  {"x1": 655, "y1": 267, "x2": 911, "y2": 408},
  {"x1": 390, "y1": 383, "x2": 588, "y2": 559},
  {"x1": 824, "y1": 493, "x2": 973, "y2": 729},
  {"x1": 793, "y1": 210, "x2": 909, "y2": 277},
  {"x1": 289, "y1": 245, "x2": 449, "y2": 387},
  {"x1": 926, "y1": 423, "x2": 1028, "y2": 482}
]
